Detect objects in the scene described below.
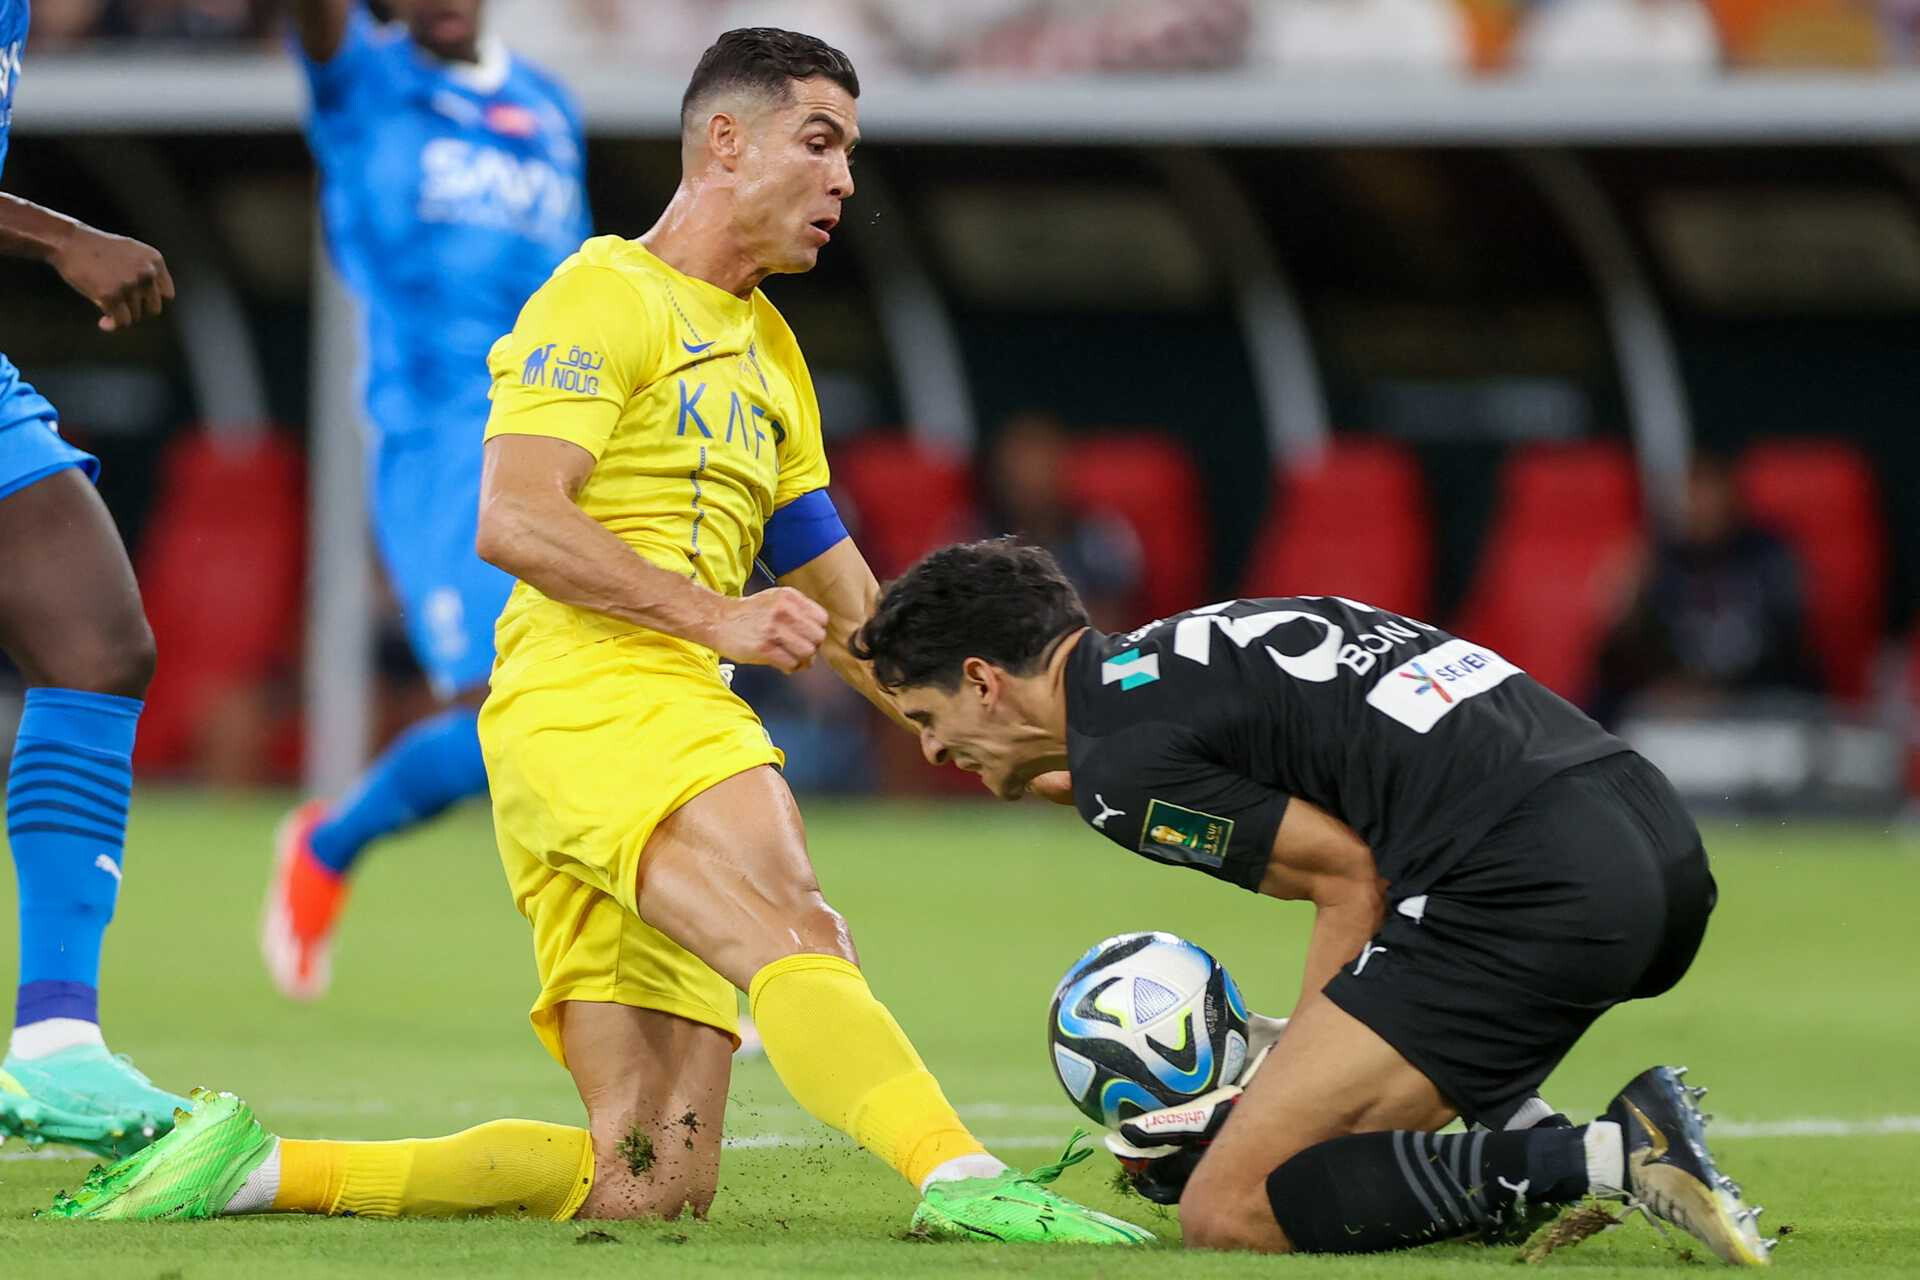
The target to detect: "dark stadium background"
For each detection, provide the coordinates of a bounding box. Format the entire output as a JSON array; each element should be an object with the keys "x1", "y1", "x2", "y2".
[{"x1": 1, "y1": 0, "x2": 1917, "y2": 825}]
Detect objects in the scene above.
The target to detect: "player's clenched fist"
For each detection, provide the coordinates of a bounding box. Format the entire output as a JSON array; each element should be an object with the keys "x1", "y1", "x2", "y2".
[
  {"x1": 711, "y1": 587, "x2": 829, "y2": 673},
  {"x1": 50, "y1": 223, "x2": 176, "y2": 333}
]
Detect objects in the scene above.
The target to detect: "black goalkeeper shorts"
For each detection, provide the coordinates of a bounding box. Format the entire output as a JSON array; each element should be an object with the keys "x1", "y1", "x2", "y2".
[{"x1": 1323, "y1": 750, "x2": 1717, "y2": 1129}]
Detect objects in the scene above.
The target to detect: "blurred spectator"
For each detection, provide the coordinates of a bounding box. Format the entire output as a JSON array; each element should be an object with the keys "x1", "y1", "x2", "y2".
[
  {"x1": 1593, "y1": 452, "x2": 1815, "y2": 725},
  {"x1": 27, "y1": 0, "x2": 111, "y2": 46},
  {"x1": 1516, "y1": 0, "x2": 1722, "y2": 73},
  {"x1": 1704, "y1": 0, "x2": 1888, "y2": 67},
  {"x1": 21, "y1": 0, "x2": 1908, "y2": 75},
  {"x1": 30, "y1": 0, "x2": 267, "y2": 43},
  {"x1": 489, "y1": 0, "x2": 1245, "y2": 76},
  {"x1": 489, "y1": 0, "x2": 897, "y2": 78},
  {"x1": 123, "y1": 0, "x2": 262, "y2": 40},
  {"x1": 1879, "y1": 0, "x2": 1920, "y2": 61},
  {"x1": 1250, "y1": 0, "x2": 1471, "y2": 73},
  {"x1": 981, "y1": 413, "x2": 1143, "y2": 631},
  {"x1": 877, "y1": 0, "x2": 1249, "y2": 72},
  {"x1": 485, "y1": 0, "x2": 710, "y2": 69}
]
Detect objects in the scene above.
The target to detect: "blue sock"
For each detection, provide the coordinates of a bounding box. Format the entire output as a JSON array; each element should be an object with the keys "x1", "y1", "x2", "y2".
[
  {"x1": 308, "y1": 705, "x2": 489, "y2": 876},
  {"x1": 7, "y1": 687, "x2": 141, "y2": 1031}
]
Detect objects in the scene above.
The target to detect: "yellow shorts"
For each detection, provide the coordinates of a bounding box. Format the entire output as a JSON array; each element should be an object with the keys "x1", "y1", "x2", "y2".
[{"x1": 480, "y1": 636, "x2": 783, "y2": 1068}]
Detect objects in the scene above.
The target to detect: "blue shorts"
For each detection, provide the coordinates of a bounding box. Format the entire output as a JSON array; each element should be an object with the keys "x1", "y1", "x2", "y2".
[
  {"x1": 368, "y1": 427, "x2": 513, "y2": 698},
  {"x1": 0, "y1": 357, "x2": 98, "y2": 501}
]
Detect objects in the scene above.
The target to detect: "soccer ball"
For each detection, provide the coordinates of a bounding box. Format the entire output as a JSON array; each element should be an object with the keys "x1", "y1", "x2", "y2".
[{"x1": 1047, "y1": 931, "x2": 1249, "y2": 1128}]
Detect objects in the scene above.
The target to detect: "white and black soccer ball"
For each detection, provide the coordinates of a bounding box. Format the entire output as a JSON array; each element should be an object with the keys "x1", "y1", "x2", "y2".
[{"x1": 1047, "y1": 931, "x2": 1249, "y2": 1128}]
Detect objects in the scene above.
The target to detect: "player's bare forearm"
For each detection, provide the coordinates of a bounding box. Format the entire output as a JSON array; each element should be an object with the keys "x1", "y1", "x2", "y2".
[
  {"x1": 479, "y1": 435, "x2": 827, "y2": 672},
  {"x1": 778, "y1": 539, "x2": 915, "y2": 732},
  {"x1": 825, "y1": 643, "x2": 914, "y2": 732},
  {"x1": 0, "y1": 193, "x2": 77, "y2": 264},
  {"x1": 0, "y1": 196, "x2": 175, "y2": 332},
  {"x1": 1297, "y1": 892, "x2": 1384, "y2": 1012},
  {"x1": 285, "y1": 0, "x2": 352, "y2": 60},
  {"x1": 1254, "y1": 799, "x2": 1386, "y2": 1007},
  {"x1": 478, "y1": 435, "x2": 727, "y2": 643}
]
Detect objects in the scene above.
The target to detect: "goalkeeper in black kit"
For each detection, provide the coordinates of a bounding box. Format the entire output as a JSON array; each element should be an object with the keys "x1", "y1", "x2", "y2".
[{"x1": 850, "y1": 539, "x2": 1776, "y2": 1266}]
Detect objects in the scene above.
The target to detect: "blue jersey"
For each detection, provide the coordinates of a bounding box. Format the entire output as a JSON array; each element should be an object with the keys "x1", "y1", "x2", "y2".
[
  {"x1": 0, "y1": 0, "x2": 60, "y2": 451},
  {"x1": 300, "y1": 5, "x2": 590, "y2": 450},
  {"x1": 1, "y1": 0, "x2": 27, "y2": 183}
]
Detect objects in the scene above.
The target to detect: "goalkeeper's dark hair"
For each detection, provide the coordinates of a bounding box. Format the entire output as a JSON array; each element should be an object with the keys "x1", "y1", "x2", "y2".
[
  {"x1": 681, "y1": 28, "x2": 860, "y2": 129},
  {"x1": 852, "y1": 540, "x2": 1090, "y2": 692}
]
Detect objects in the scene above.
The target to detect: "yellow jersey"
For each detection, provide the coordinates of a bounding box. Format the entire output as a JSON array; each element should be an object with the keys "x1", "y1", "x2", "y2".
[{"x1": 482, "y1": 236, "x2": 830, "y2": 675}]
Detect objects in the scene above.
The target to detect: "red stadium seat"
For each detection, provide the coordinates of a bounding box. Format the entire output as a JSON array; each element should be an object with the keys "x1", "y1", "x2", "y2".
[
  {"x1": 1240, "y1": 437, "x2": 1432, "y2": 619},
  {"x1": 830, "y1": 434, "x2": 976, "y2": 582},
  {"x1": 1062, "y1": 431, "x2": 1208, "y2": 620},
  {"x1": 133, "y1": 429, "x2": 306, "y2": 774},
  {"x1": 1453, "y1": 440, "x2": 1644, "y2": 706},
  {"x1": 830, "y1": 433, "x2": 980, "y2": 795},
  {"x1": 1736, "y1": 438, "x2": 1885, "y2": 701}
]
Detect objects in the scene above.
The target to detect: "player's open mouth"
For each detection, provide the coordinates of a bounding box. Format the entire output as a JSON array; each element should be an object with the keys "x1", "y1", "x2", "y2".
[{"x1": 808, "y1": 217, "x2": 837, "y2": 244}]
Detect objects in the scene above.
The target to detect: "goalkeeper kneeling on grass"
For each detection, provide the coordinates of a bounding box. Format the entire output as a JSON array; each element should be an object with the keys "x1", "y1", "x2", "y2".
[{"x1": 849, "y1": 539, "x2": 1779, "y2": 1265}]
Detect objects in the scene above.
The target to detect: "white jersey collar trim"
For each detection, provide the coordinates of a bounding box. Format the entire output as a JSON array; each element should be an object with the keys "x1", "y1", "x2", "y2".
[{"x1": 441, "y1": 34, "x2": 511, "y2": 95}]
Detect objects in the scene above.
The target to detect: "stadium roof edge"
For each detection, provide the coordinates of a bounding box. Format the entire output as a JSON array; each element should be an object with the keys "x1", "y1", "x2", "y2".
[{"x1": 17, "y1": 56, "x2": 1920, "y2": 143}]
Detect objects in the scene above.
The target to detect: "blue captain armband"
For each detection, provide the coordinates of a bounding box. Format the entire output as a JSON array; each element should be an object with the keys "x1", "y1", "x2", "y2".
[{"x1": 759, "y1": 489, "x2": 850, "y2": 578}]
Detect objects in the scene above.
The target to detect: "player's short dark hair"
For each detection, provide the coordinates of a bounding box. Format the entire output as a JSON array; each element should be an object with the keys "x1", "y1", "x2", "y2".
[
  {"x1": 681, "y1": 28, "x2": 860, "y2": 128},
  {"x1": 852, "y1": 540, "x2": 1090, "y2": 692}
]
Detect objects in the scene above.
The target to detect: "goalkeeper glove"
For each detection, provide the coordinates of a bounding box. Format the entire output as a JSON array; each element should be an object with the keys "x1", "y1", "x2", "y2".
[
  {"x1": 1102, "y1": 1012, "x2": 1286, "y2": 1204},
  {"x1": 1104, "y1": 1011, "x2": 1559, "y2": 1204}
]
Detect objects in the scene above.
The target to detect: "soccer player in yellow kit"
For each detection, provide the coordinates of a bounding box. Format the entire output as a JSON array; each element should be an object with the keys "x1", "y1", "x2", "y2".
[{"x1": 48, "y1": 29, "x2": 1148, "y2": 1244}]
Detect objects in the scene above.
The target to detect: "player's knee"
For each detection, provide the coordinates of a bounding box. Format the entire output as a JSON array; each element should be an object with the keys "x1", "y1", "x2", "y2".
[
  {"x1": 682, "y1": 1181, "x2": 717, "y2": 1218},
  {"x1": 35, "y1": 610, "x2": 156, "y2": 698},
  {"x1": 1179, "y1": 1180, "x2": 1292, "y2": 1253},
  {"x1": 580, "y1": 1163, "x2": 718, "y2": 1222},
  {"x1": 785, "y1": 896, "x2": 855, "y2": 962},
  {"x1": 114, "y1": 614, "x2": 159, "y2": 697}
]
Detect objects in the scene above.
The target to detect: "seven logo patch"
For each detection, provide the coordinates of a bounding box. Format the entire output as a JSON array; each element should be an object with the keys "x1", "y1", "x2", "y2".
[{"x1": 1366, "y1": 638, "x2": 1521, "y2": 733}]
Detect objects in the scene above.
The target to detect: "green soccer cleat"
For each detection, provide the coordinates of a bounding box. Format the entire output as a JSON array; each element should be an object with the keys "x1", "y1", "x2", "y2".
[
  {"x1": 910, "y1": 1133, "x2": 1155, "y2": 1245},
  {"x1": 46, "y1": 1088, "x2": 273, "y2": 1221},
  {"x1": 0, "y1": 1046, "x2": 193, "y2": 1158}
]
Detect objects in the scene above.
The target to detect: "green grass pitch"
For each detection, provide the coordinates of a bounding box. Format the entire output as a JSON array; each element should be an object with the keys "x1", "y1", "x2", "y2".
[{"x1": 1, "y1": 792, "x2": 1915, "y2": 1276}]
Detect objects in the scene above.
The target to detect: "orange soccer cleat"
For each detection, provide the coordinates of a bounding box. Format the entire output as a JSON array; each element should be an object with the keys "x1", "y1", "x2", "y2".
[{"x1": 260, "y1": 800, "x2": 348, "y2": 1001}]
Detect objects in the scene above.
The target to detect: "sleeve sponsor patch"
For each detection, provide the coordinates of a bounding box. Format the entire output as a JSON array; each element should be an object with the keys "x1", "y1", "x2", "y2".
[
  {"x1": 520, "y1": 343, "x2": 603, "y2": 393},
  {"x1": 1138, "y1": 799, "x2": 1232, "y2": 870},
  {"x1": 1365, "y1": 637, "x2": 1521, "y2": 733}
]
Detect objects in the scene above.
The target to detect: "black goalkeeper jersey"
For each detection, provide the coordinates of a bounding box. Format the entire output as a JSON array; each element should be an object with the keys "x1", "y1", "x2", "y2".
[{"x1": 1064, "y1": 597, "x2": 1628, "y2": 899}]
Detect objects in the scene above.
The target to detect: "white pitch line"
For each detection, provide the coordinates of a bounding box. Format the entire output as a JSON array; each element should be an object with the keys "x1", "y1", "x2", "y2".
[
  {"x1": 10, "y1": 1115, "x2": 1916, "y2": 1162},
  {"x1": 720, "y1": 1134, "x2": 1064, "y2": 1151},
  {"x1": 1713, "y1": 1116, "x2": 1920, "y2": 1138},
  {"x1": 723, "y1": 1118, "x2": 1920, "y2": 1149}
]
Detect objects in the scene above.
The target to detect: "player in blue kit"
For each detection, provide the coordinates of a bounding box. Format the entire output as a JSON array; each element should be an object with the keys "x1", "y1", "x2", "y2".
[
  {"x1": 262, "y1": 0, "x2": 593, "y2": 999},
  {"x1": 0, "y1": 0, "x2": 192, "y2": 1155}
]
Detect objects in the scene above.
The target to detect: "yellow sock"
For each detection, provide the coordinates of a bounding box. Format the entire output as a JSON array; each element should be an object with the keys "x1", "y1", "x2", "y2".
[
  {"x1": 749, "y1": 953, "x2": 987, "y2": 1189},
  {"x1": 272, "y1": 1120, "x2": 594, "y2": 1220}
]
